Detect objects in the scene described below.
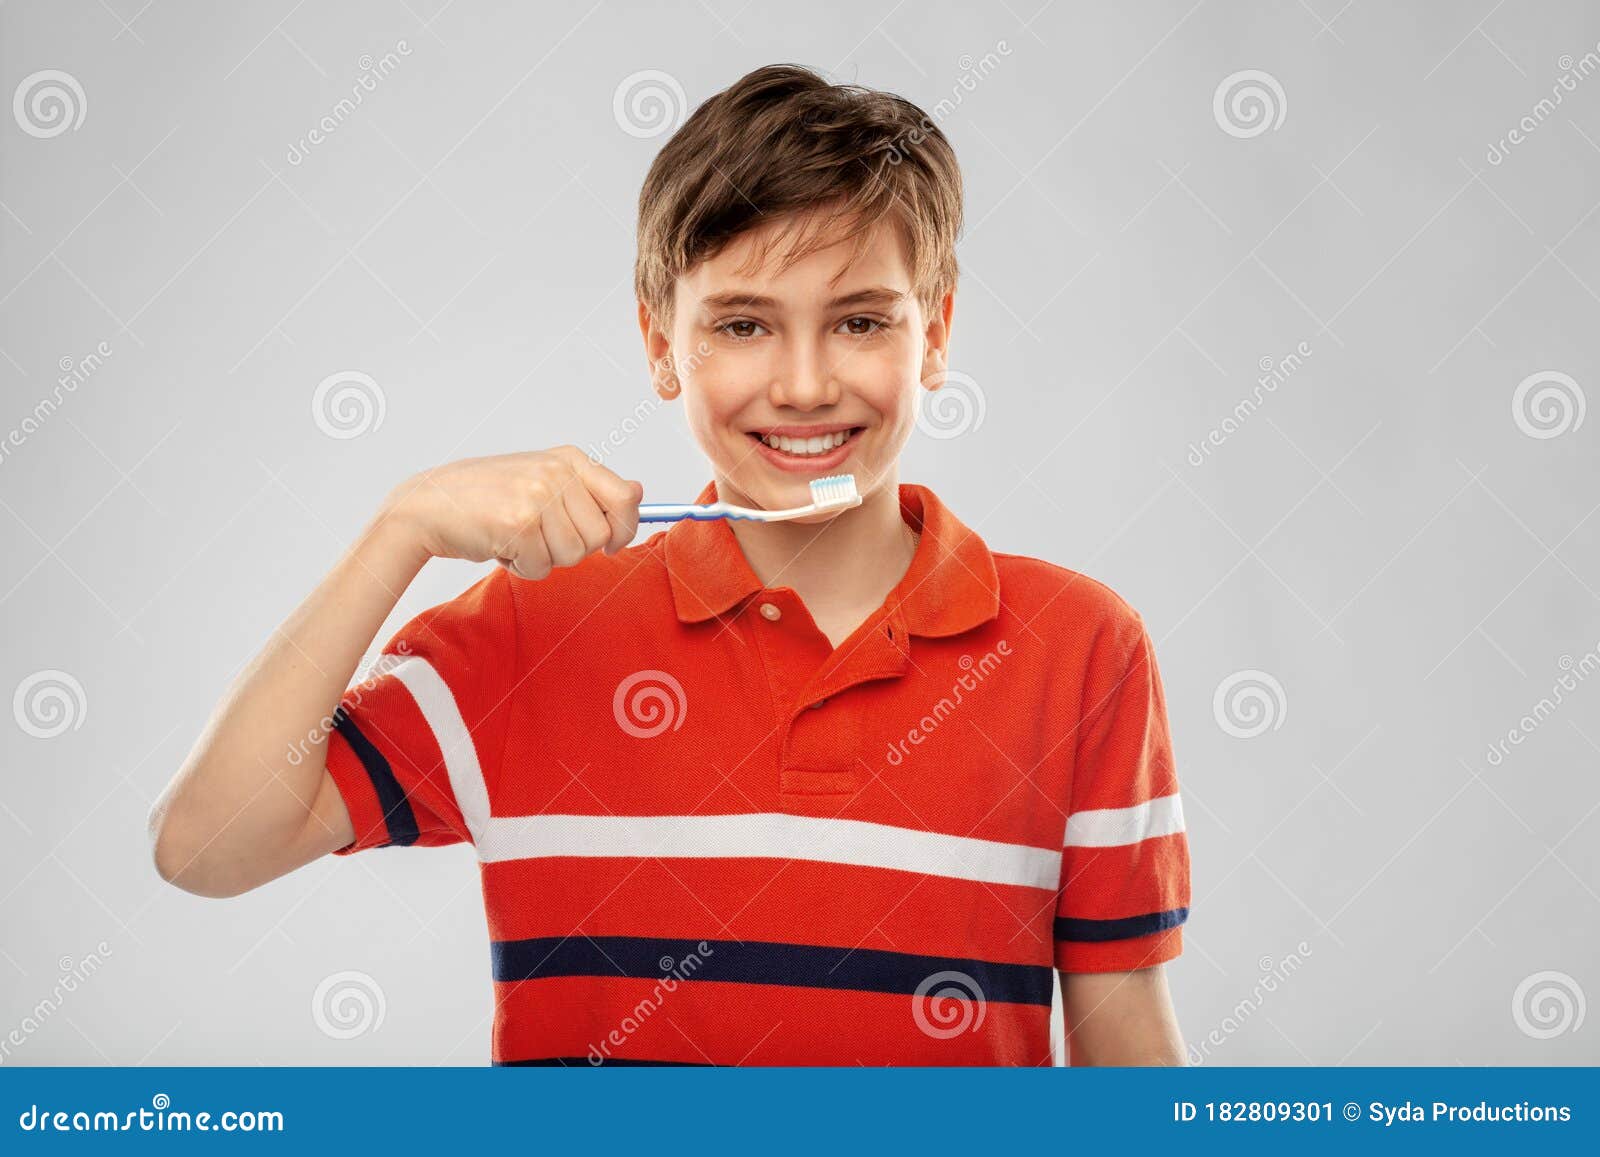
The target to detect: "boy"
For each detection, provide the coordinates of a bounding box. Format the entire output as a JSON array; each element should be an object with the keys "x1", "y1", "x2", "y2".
[{"x1": 149, "y1": 64, "x2": 1189, "y2": 1066}]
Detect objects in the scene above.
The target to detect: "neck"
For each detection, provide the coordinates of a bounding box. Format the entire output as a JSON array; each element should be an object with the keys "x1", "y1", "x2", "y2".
[{"x1": 723, "y1": 474, "x2": 919, "y2": 624}]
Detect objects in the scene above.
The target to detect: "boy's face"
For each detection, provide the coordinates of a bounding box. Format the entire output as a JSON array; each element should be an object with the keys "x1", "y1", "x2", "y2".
[{"x1": 641, "y1": 208, "x2": 952, "y2": 521}]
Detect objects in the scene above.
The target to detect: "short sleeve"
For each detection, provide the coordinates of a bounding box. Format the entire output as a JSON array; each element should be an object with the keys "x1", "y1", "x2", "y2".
[
  {"x1": 323, "y1": 566, "x2": 517, "y2": 855},
  {"x1": 1054, "y1": 613, "x2": 1190, "y2": 972}
]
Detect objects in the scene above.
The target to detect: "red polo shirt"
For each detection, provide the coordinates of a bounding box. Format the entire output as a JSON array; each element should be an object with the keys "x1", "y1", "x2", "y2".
[{"x1": 323, "y1": 480, "x2": 1190, "y2": 1065}]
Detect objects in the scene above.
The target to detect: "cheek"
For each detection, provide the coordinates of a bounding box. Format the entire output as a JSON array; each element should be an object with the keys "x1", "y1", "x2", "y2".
[
  {"x1": 840, "y1": 343, "x2": 922, "y2": 421},
  {"x1": 675, "y1": 338, "x2": 758, "y2": 430}
]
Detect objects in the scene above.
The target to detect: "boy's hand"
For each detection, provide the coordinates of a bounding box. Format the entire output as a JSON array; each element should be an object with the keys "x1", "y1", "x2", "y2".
[{"x1": 386, "y1": 447, "x2": 644, "y2": 581}]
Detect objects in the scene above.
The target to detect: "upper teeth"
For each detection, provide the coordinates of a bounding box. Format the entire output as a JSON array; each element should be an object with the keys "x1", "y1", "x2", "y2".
[{"x1": 762, "y1": 430, "x2": 851, "y2": 455}]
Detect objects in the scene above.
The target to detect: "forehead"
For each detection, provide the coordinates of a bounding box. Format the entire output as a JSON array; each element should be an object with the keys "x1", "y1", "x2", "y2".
[{"x1": 676, "y1": 209, "x2": 911, "y2": 305}]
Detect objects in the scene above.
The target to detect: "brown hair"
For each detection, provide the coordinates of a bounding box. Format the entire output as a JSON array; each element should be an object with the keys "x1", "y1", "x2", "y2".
[{"x1": 634, "y1": 64, "x2": 962, "y2": 326}]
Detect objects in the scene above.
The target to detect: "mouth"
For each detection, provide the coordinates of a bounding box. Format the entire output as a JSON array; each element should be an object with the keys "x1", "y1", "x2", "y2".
[{"x1": 744, "y1": 425, "x2": 866, "y2": 472}]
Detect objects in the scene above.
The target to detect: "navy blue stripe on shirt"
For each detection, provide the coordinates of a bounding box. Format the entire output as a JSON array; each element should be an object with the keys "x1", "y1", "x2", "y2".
[
  {"x1": 1054, "y1": 907, "x2": 1188, "y2": 943},
  {"x1": 493, "y1": 1057, "x2": 711, "y2": 1067},
  {"x1": 490, "y1": 935, "x2": 1053, "y2": 1007},
  {"x1": 331, "y1": 706, "x2": 419, "y2": 847}
]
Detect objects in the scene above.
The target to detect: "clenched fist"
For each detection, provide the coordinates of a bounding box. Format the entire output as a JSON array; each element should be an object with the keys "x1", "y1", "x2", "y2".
[{"x1": 383, "y1": 446, "x2": 643, "y2": 581}]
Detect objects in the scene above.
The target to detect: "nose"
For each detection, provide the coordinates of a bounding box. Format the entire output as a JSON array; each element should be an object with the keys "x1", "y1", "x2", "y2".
[{"x1": 768, "y1": 334, "x2": 840, "y2": 411}]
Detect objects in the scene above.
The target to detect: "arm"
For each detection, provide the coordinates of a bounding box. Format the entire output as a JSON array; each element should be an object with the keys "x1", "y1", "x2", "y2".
[
  {"x1": 1060, "y1": 965, "x2": 1185, "y2": 1066},
  {"x1": 147, "y1": 509, "x2": 431, "y2": 897},
  {"x1": 147, "y1": 449, "x2": 641, "y2": 898}
]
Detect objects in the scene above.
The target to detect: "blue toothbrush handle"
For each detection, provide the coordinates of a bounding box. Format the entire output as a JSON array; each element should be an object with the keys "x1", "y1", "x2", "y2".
[{"x1": 638, "y1": 503, "x2": 760, "y2": 523}]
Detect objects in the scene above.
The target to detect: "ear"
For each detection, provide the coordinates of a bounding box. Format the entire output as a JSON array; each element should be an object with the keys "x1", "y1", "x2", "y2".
[
  {"x1": 638, "y1": 300, "x2": 680, "y2": 400},
  {"x1": 920, "y1": 288, "x2": 956, "y2": 389}
]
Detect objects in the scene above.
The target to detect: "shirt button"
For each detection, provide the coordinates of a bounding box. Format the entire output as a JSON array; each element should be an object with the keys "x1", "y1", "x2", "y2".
[{"x1": 758, "y1": 602, "x2": 782, "y2": 622}]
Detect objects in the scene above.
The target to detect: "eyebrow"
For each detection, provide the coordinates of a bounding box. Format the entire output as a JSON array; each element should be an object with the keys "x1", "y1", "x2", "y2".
[{"x1": 698, "y1": 286, "x2": 907, "y2": 312}]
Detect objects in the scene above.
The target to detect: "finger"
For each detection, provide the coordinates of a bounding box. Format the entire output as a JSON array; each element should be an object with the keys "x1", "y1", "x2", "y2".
[
  {"x1": 572, "y1": 465, "x2": 641, "y2": 556},
  {"x1": 561, "y1": 476, "x2": 614, "y2": 558},
  {"x1": 579, "y1": 462, "x2": 641, "y2": 515},
  {"x1": 536, "y1": 493, "x2": 587, "y2": 568},
  {"x1": 602, "y1": 479, "x2": 644, "y2": 555},
  {"x1": 500, "y1": 528, "x2": 552, "y2": 581}
]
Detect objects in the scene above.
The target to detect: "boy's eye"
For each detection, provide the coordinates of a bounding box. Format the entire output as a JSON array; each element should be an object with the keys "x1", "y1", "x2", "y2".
[
  {"x1": 718, "y1": 319, "x2": 765, "y2": 339},
  {"x1": 839, "y1": 316, "x2": 884, "y2": 336}
]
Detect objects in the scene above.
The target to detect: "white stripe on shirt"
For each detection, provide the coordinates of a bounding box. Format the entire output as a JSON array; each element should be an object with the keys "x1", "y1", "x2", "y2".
[
  {"x1": 478, "y1": 812, "x2": 1062, "y2": 891},
  {"x1": 1063, "y1": 793, "x2": 1185, "y2": 848},
  {"x1": 387, "y1": 656, "x2": 493, "y2": 845}
]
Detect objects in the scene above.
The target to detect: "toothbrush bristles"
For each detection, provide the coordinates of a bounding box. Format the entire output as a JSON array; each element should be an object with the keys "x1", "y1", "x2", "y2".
[{"x1": 807, "y1": 473, "x2": 860, "y2": 510}]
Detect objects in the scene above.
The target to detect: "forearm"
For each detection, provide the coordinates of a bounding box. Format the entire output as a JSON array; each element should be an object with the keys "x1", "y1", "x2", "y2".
[
  {"x1": 1061, "y1": 966, "x2": 1186, "y2": 1066},
  {"x1": 149, "y1": 505, "x2": 428, "y2": 895}
]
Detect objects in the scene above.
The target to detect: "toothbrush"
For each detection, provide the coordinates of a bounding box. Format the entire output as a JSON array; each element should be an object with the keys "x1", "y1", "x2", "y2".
[{"x1": 638, "y1": 474, "x2": 861, "y2": 523}]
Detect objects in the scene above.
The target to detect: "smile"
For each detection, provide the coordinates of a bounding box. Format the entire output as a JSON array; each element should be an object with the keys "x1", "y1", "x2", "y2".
[
  {"x1": 745, "y1": 425, "x2": 865, "y2": 472},
  {"x1": 751, "y1": 427, "x2": 861, "y2": 455}
]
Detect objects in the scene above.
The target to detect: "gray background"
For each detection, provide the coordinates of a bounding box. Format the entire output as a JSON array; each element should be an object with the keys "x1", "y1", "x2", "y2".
[{"x1": 2, "y1": 0, "x2": 1597, "y2": 1065}]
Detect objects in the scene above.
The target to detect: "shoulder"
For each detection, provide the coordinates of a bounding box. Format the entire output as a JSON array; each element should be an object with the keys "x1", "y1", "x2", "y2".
[{"x1": 990, "y1": 550, "x2": 1149, "y2": 655}]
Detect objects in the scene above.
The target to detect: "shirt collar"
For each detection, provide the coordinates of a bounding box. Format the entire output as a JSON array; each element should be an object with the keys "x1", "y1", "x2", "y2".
[{"x1": 663, "y1": 479, "x2": 1000, "y2": 638}]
